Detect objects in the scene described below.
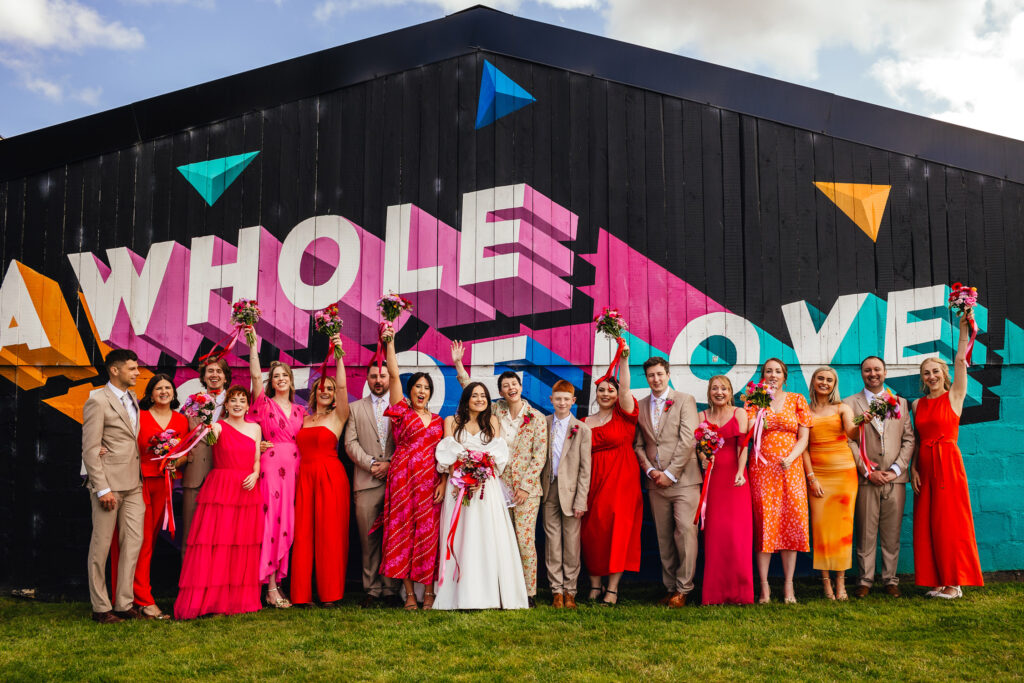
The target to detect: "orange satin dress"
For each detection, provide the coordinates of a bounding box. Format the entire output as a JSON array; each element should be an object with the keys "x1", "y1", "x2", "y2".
[
  {"x1": 746, "y1": 393, "x2": 811, "y2": 553},
  {"x1": 913, "y1": 393, "x2": 983, "y2": 587},
  {"x1": 807, "y1": 412, "x2": 858, "y2": 571}
]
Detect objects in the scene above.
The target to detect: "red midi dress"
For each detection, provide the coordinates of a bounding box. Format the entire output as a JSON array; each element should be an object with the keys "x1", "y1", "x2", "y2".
[
  {"x1": 290, "y1": 425, "x2": 351, "y2": 604},
  {"x1": 913, "y1": 392, "x2": 984, "y2": 588},
  {"x1": 581, "y1": 397, "x2": 643, "y2": 576}
]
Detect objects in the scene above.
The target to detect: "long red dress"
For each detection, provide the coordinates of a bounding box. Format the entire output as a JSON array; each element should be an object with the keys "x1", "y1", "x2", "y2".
[
  {"x1": 174, "y1": 421, "x2": 264, "y2": 619},
  {"x1": 379, "y1": 399, "x2": 443, "y2": 584},
  {"x1": 700, "y1": 412, "x2": 754, "y2": 605},
  {"x1": 913, "y1": 393, "x2": 984, "y2": 587},
  {"x1": 581, "y1": 397, "x2": 642, "y2": 576},
  {"x1": 110, "y1": 409, "x2": 189, "y2": 608},
  {"x1": 290, "y1": 425, "x2": 351, "y2": 604}
]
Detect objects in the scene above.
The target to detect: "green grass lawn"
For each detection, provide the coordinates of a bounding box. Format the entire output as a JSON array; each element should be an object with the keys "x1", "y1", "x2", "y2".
[{"x1": 2, "y1": 581, "x2": 1022, "y2": 682}]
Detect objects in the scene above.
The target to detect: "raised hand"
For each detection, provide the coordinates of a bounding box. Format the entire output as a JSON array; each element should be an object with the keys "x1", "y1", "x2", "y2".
[{"x1": 451, "y1": 340, "x2": 465, "y2": 364}]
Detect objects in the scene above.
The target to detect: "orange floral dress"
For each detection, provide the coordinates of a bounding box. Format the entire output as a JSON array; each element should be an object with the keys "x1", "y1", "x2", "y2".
[{"x1": 746, "y1": 393, "x2": 811, "y2": 553}]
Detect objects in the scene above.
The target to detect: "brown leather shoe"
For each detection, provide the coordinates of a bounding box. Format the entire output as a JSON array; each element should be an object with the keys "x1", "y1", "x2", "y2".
[
  {"x1": 92, "y1": 611, "x2": 124, "y2": 624},
  {"x1": 112, "y1": 606, "x2": 141, "y2": 620},
  {"x1": 552, "y1": 593, "x2": 564, "y2": 608},
  {"x1": 658, "y1": 593, "x2": 674, "y2": 606},
  {"x1": 884, "y1": 585, "x2": 901, "y2": 598},
  {"x1": 563, "y1": 593, "x2": 577, "y2": 609},
  {"x1": 667, "y1": 592, "x2": 687, "y2": 608},
  {"x1": 853, "y1": 585, "x2": 870, "y2": 598}
]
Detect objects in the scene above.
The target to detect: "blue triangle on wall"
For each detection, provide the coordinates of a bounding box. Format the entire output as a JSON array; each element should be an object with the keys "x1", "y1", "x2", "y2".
[
  {"x1": 475, "y1": 60, "x2": 536, "y2": 129},
  {"x1": 177, "y1": 151, "x2": 260, "y2": 206}
]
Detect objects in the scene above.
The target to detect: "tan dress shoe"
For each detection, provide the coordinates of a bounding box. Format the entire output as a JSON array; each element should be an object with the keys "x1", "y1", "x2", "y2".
[
  {"x1": 563, "y1": 593, "x2": 577, "y2": 609},
  {"x1": 658, "y1": 593, "x2": 674, "y2": 606},
  {"x1": 853, "y1": 585, "x2": 870, "y2": 598},
  {"x1": 667, "y1": 592, "x2": 687, "y2": 608},
  {"x1": 552, "y1": 593, "x2": 564, "y2": 608}
]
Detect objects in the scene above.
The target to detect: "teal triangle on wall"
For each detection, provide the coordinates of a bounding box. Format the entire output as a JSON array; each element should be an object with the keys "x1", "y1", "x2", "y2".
[
  {"x1": 177, "y1": 151, "x2": 260, "y2": 206},
  {"x1": 475, "y1": 60, "x2": 536, "y2": 129}
]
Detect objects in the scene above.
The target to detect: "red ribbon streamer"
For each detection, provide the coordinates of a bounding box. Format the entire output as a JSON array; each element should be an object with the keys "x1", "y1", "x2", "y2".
[
  {"x1": 694, "y1": 457, "x2": 715, "y2": 529},
  {"x1": 440, "y1": 488, "x2": 467, "y2": 586},
  {"x1": 312, "y1": 344, "x2": 336, "y2": 392},
  {"x1": 594, "y1": 337, "x2": 626, "y2": 385},
  {"x1": 149, "y1": 423, "x2": 212, "y2": 537},
  {"x1": 371, "y1": 322, "x2": 391, "y2": 372},
  {"x1": 857, "y1": 424, "x2": 877, "y2": 475},
  {"x1": 747, "y1": 409, "x2": 768, "y2": 466},
  {"x1": 964, "y1": 317, "x2": 979, "y2": 367},
  {"x1": 198, "y1": 326, "x2": 244, "y2": 364}
]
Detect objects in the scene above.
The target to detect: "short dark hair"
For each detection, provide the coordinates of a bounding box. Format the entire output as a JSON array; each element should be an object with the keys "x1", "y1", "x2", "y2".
[
  {"x1": 104, "y1": 348, "x2": 138, "y2": 370},
  {"x1": 139, "y1": 373, "x2": 180, "y2": 410},
  {"x1": 199, "y1": 358, "x2": 232, "y2": 388},
  {"x1": 860, "y1": 356, "x2": 886, "y2": 370},
  {"x1": 366, "y1": 362, "x2": 389, "y2": 377},
  {"x1": 497, "y1": 371, "x2": 522, "y2": 389},
  {"x1": 643, "y1": 357, "x2": 670, "y2": 374},
  {"x1": 405, "y1": 372, "x2": 434, "y2": 399}
]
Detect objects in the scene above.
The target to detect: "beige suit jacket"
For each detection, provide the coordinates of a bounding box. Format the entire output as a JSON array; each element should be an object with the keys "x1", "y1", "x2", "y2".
[
  {"x1": 81, "y1": 386, "x2": 142, "y2": 493},
  {"x1": 541, "y1": 415, "x2": 592, "y2": 516},
  {"x1": 344, "y1": 396, "x2": 395, "y2": 492},
  {"x1": 633, "y1": 390, "x2": 700, "y2": 488},
  {"x1": 842, "y1": 392, "x2": 915, "y2": 483}
]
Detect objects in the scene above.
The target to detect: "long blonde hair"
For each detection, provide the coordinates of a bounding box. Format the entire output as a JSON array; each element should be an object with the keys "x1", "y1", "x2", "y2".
[
  {"x1": 808, "y1": 366, "x2": 841, "y2": 407},
  {"x1": 706, "y1": 375, "x2": 735, "y2": 407},
  {"x1": 919, "y1": 357, "x2": 951, "y2": 394},
  {"x1": 265, "y1": 361, "x2": 295, "y2": 402}
]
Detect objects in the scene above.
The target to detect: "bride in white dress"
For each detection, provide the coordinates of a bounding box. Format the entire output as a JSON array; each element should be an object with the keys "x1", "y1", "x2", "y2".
[{"x1": 433, "y1": 382, "x2": 529, "y2": 610}]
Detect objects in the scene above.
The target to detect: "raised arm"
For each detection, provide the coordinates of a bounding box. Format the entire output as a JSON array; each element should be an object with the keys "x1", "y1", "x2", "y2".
[
  {"x1": 617, "y1": 342, "x2": 633, "y2": 413},
  {"x1": 949, "y1": 312, "x2": 972, "y2": 413},
  {"x1": 245, "y1": 324, "x2": 262, "y2": 399},
  {"x1": 383, "y1": 323, "x2": 403, "y2": 406},
  {"x1": 839, "y1": 403, "x2": 860, "y2": 441},
  {"x1": 451, "y1": 340, "x2": 471, "y2": 388},
  {"x1": 331, "y1": 334, "x2": 350, "y2": 424}
]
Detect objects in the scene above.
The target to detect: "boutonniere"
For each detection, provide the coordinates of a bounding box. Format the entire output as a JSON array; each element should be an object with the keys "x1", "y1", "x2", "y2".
[
  {"x1": 664, "y1": 399, "x2": 674, "y2": 409},
  {"x1": 569, "y1": 425, "x2": 579, "y2": 438},
  {"x1": 523, "y1": 411, "x2": 533, "y2": 426}
]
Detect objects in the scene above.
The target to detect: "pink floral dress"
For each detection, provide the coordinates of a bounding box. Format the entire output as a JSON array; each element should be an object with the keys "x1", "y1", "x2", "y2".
[
  {"x1": 249, "y1": 392, "x2": 304, "y2": 583},
  {"x1": 378, "y1": 399, "x2": 443, "y2": 584}
]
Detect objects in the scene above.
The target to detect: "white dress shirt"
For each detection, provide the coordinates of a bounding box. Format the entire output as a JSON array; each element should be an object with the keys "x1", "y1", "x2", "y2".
[
  {"x1": 862, "y1": 387, "x2": 900, "y2": 476},
  {"x1": 499, "y1": 401, "x2": 527, "y2": 448},
  {"x1": 550, "y1": 415, "x2": 570, "y2": 482},
  {"x1": 371, "y1": 393, "x2": 390, "y2": 455}
]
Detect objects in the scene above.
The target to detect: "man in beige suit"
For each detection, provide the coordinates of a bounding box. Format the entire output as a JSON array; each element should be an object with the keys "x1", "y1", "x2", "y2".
[
  {"x1": 541, "y1": 380, "x2": 592, "y2": 609},
  {"x1": 345, "y1": 363, "x2": 398, "y2": 607},
  {"x1": 81, "y1": 349, "x2": 144, "y2": 623},
  {"x1": 180, "y1": 358, "x2": 229, "y2": 554},
  {"x1": 843, "y1": 356, "x2": 915, "y2": 598},
  {"x1": 633, "y1": 356, "x2": 699, "y2": 607}
]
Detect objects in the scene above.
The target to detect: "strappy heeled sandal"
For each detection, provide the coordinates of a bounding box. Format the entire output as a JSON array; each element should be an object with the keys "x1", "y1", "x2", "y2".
[
  {"x1": 587, "y1": 586, "x2": 604, "y2": 602},
  {"x1": 600, "y1": 589, "x2": 618, "y2": 606},
  {"x1": 822, "y1": 576, "x2": 835, "y2": 600},
  {"x1": 265, "y1": 588, "x2": 292, "y2": 609},
  {"x1": 403, "y1": 594, "x2": 419, "y2": 611},
  {"x1": 422, "y1": 591, "x2": 436, "y2": 611}
]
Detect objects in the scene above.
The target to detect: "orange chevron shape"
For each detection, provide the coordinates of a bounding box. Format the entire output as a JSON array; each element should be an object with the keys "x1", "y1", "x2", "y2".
[
  {"x1": 0, "y1": 261, "x2": 95, "y2": 390},
  {"x1": 814, "y1": 182, "x2": 891, "y2": 242}
]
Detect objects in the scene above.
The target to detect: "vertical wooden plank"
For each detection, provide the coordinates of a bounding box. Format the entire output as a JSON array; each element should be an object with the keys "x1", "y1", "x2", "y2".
[
  {"x1": 701, "y1": 106, "x2": 726, "y2": 312},
  {"x1": 755, "y1": 120, "x2": 780, "y2": 347},
  {"x1": 623, "y1": 85, "x2": 646, "y2": 351},
  {"x1": 643, "y1": 90, "x2": 666, "y2": 351},
  {"x1": 740, "y1": 116, "x2": 763, "y2": 338},
  {"x1": 720, "y1": 111, "x2": 745, "y2": 316},
  {"x1": 681, "y1": 101, "x2": 705, "y2": 348}
]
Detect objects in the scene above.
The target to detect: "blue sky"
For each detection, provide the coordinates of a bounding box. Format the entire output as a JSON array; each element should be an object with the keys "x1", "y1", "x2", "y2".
[{"x1": 2, "y1": 0, "x2": 1023, "y2": 141}]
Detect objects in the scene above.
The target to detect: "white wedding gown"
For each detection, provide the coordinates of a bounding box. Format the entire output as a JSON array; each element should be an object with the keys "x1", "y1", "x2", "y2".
[{"x1": 433, "y1": 430, "x2": 529, "y2": 610}]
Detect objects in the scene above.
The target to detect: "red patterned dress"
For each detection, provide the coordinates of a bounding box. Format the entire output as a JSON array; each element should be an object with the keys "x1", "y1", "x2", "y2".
[{"x1": 378, "y1": 399, "x2": 444, "y2": 584}]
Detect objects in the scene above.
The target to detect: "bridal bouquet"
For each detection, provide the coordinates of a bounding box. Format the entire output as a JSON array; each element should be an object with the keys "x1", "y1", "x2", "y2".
[
  {"x1": 594, "y1": 306, "x2": 628, "y2": 341},
  {"x1": 694, "y1": 422, "x2": 725, "y2": 462},
  {"x1": 742, "y1": 381, "x2": 775, "y2": 466},
  {"x1": 949, "y1": 282, "x2": 980, "y2": 366},
  {"x1": 450, "y1": 450, "x2": 497, "y2": 505},
  {"x1": 182, "y1": 391, "x2": 218, "y2": 445},
  {"x1": 231, "y1": 298, "x2": 262, "y2": 347},
  {"x1": 149, "y1": 429, "x2": 182, "y2": 461},
  {"x1": 854, "y1": 391, "x2": 901, "y2": 425},
  {"x1": 377, "y1": 292, "x2": 414, "y2": 322},
  {"x1": 313, "y1": 303, "x2": 345, "y2": 359}
]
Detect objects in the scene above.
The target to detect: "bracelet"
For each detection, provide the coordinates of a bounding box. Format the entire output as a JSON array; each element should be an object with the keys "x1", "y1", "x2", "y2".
[{"x1": 806, "y1": 472, "x2": 816, "y2": 480}]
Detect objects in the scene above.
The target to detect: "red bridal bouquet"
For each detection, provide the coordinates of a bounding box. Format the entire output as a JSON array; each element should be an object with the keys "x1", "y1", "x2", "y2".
[
  {"x1": 313, "y1": 303, "x2": 345, "y2": 359},
  {"x1": 693, "y1": 421, "x2": 725, "y2": 530},
  {"x1": 149, "y1": 428, "x2": 182, "y2": 462},
  {"x1": 742, "y1": 381, "x2": 775, "y2": 466},
  {"x1": 853, "y1": 389, "x2": 901, "y2": 474},
  {"x1": 442, "y1": 449, "x2": 498, "y2": 583},
  {"x1": 146, "y1": 427, "x2": 184, "y2": 536},
  {"x1": 231, "y1": 298, "x2": 262, "y2": 347},
  {"x1": 949, "y1": 282, "x2": 980, "y2": 366},
  {"x1": 594, "y1": 306, "x2": 628, "y2": 384},
  {"x1": 182, "y1": 391, "x2": 218, "y2": 445}
]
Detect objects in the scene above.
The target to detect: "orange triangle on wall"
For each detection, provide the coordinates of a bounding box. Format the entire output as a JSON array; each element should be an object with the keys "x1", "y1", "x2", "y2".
[{"x1": 814, "y1": 182, "x2": 891, "y2": 242}]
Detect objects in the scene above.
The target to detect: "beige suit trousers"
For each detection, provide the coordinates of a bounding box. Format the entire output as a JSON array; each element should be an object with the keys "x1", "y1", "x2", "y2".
[
  {"x1": 648, "y1": 483, "x2": 700, "y2": 594},
  {"x1": 542, "y1": 484, "x2": 582, "y2": 595},
  {"x1": 855, "y1": 481, "x2": 907, "y2": 586},
  {"x1": 354, "y1": 486, "x2": 397, "y2": 597},
  {"x1": 87, "y1": 486, "x2": 145, "y2": 613}
]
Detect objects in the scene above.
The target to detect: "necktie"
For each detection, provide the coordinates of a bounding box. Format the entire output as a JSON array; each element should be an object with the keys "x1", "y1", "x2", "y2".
[
  {"x1": 121, "y1": 394, "x2": 137, "y2": 430},
  {"x1": 653, "y1": 398, "x2": 663, "y2": 431},
  {"x1": 374, "y1": 398, "x2": 387, "y2": 450}
]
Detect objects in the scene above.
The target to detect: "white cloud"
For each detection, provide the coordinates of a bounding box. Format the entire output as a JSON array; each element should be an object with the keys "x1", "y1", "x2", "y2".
[
  {"x1": 0, "y1": 0, "x2": 144, "y2": 50},
  {"x1": 25, "y1": 75, "x2": 63, "y2": 100},
  {"x1": 74, "y1": 84, "x2": 102, "y2": 106}
]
